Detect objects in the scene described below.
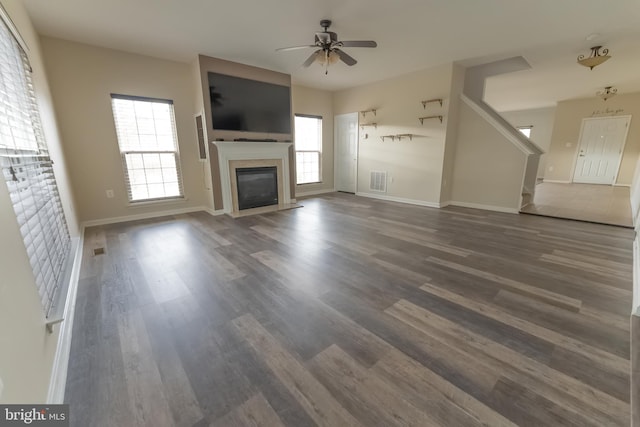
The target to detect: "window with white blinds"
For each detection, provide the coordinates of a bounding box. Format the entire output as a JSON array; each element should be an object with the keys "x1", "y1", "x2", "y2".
[
  {"x1": 0, "y1": 14, "x2": 71, "y2": 316},
  {"x1": 111, "y1": 95, "x2": 184, "y2": 202}
]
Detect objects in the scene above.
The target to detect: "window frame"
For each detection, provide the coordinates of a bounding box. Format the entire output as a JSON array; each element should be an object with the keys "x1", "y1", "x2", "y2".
[
  {"x1": 110, "y1": 94, "x2": 185, "y2": 203},
  {"x1": 294, "y1": 113, "x2": 323, "y2": 185},
  {"x1": 517, "y1": 126, "x2": 533, "y2": 138}
]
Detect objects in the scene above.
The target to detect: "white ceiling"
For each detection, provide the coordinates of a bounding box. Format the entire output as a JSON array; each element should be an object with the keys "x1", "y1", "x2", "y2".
[{"x1": 22, "y1": 0, "x2": 640, "y2": 111}]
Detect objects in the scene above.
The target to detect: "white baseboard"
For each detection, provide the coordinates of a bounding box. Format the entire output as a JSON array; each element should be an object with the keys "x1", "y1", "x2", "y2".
[
  {"x1": 47, "y1": 227, "x2": 85, "y2": 403},
  {"x1": 542, "y1": 179, "x2": 571, "y2": 184},
  {"x1": 543, "y1": 179, "x2": 631, "y2": 187},
  {"x1": 82, "y1": 206, "x2": 208, "y2": 227},
  {"x1": 447, "y1": 200, "x2": 519, "y2": 214},
  {"x1": 355, "y1": 192, "x2": 441, "y2": 208},
  {"x1": 295, "y1": 188, "x2": 336, "y2": 197}
]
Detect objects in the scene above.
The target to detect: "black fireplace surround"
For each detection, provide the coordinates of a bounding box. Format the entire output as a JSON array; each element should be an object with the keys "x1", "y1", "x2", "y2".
[{"x1": 236, "y1": 166, "x2": 278, "y2": 210}]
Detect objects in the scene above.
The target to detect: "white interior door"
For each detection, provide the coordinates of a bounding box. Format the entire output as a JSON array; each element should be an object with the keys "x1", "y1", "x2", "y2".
[
  {"x1": 335, "y1": 113, "x2": 358, "y2": 193},
  {"x1": 573, "y1": 116, "x2": 631, "y2": 184}
]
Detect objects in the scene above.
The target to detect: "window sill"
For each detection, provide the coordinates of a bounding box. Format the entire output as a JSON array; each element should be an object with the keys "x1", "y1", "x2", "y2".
[
  {"x1": 127, "y1": 196, "x2": 188, "y2": 208},
  {"x1": 297, "y1": 182, "x2": 323, "y2": 186}
]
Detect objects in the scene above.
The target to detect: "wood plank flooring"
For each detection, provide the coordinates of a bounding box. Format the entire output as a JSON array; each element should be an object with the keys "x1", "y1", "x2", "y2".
[{"x1": 65, "y1": 192, "x2": 634, "y2": 426}]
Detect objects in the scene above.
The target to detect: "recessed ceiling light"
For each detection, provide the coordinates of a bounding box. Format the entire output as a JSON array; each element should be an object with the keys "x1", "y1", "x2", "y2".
[{"x1": 586, "y1": 33, "x2": 600, "y2": 41}]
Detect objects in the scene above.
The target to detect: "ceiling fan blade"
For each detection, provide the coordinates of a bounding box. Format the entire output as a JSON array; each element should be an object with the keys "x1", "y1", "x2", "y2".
[
  {"x1": 334, "y1": 49, "x2": 357, "y2": 66},
  {"x1": 302, "y1": 50, "x2": 320, "y2": 67},
  {"x1": 339, "y1": 40, "x2": 377, "y2": 48},
  {"x1": 276, "y1": 45, "x2": 316, "y2": 52}
]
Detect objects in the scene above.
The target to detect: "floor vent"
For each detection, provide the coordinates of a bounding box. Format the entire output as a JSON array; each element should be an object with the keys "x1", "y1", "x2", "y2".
[
  {"x1": 93, "y1": 247, "x2": 105, "y2": 256},
  {"x1": 370, "y1": 171, "x2": 387, "y2": 192}
]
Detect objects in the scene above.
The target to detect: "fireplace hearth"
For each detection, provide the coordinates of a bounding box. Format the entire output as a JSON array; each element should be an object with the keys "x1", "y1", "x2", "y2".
[{"x1": 236, "y1": 166, "x2": 278, "y2": 210}]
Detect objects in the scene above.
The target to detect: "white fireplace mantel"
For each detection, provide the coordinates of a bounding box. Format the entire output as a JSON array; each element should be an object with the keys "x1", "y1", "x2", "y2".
[{"x1": 213, "y1": 141, "x2": 293, "y2": 215}]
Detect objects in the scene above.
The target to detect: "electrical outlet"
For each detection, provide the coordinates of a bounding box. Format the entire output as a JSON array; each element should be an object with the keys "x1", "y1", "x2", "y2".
[
  {"x1": 548, "y1": 166, "x2": 554, "y2": 172},
  {"x1": 389, "y1": 176, "x2": 394, "y2": 183},
  {"x1": 106, "y1": 189, "x2": 114, "y2": 198},
  {"x1": 565, "y1": 142, "x2": 572, "y2": 148}
]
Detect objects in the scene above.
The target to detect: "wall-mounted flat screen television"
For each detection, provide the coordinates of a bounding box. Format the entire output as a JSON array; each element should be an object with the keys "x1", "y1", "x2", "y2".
[{"x1": 208, "y1": 72, "x2": 291, "y2": 134}]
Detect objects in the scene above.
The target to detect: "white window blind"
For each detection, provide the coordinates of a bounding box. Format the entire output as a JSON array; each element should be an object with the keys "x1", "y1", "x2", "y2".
[
  {"x1": 111, "y1": 95, "x2": 184, "y2": 202},
  {"x1": 0, "y1": 14, "x2": 71, "y2": 316},
  {"x1": 294, "y1": 114, "x2": 322, "y2": 184}
]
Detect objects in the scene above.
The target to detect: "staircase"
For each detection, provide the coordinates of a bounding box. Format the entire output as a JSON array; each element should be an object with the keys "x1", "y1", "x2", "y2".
[{"x1": 460, "y1": 57, "x2": 544, "y2": 211}]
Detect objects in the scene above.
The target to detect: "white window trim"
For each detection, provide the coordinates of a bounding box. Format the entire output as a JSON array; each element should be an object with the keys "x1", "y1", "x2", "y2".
[{"x1": 294, "y1": 114, "x2": 323, "y2": 185}]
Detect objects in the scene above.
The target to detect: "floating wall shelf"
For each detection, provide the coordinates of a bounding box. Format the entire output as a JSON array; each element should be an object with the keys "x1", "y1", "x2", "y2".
[
  {"x1": 421, "y1": 98, "x2": 443, "y2": 108},
  {"x1": 360, "y1": 123, "x2": 378, "y2": 130},
  {"x1": 380, "y1": 134, "x2": 417, "y2": 142},
  {"x1": 360, "y1": 109, "x2": 377, "y2": 117},
  {"x1": 419, "y1": 115, "x2": 443, "y2": 125}
]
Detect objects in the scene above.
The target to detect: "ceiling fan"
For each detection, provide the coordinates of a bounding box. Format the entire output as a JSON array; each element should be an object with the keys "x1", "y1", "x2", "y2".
[{"x1": 276, "y1": 19, "x2": 377, "y2": 74}]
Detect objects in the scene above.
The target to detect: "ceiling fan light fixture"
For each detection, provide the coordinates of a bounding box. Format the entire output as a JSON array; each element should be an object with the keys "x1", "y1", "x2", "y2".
[
  {"x1": 577, "y1": 46, "x2": 611, "y2": 70},
  {"x1": 596, "y1": 86, "x2": 617, "y2": 101},
  {"x1": 315, "y1": 50, "x2": 340, "y2": 65},
  {"x1": 276, "y1": 19, "x2": 376, "y2": 73}
]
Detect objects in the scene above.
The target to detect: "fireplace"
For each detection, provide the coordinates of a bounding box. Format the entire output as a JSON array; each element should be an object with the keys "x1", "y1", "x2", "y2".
[
  {"x1": 211, "y1": 141, "x2": 296, "y2": 217},
  {"x1": 236, "y1": 166, "x2": 278, "y2": 210}
]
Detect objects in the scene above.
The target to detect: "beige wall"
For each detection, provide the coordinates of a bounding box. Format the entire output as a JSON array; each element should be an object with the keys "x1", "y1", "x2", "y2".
[
  {"x1": 440, "y1": 64, "x2": 465, "y2": 203},
  {"x1": 545, "y1": 92, "x2": 640, "y2": 185},
  {"x1": 333, "y1": 64, "x2": 452, "y2": 204},
  {"x1": 191, "y1": 58, "x2": 215, "y2": 211},
  {"x1": 292, "y1": 85, "x2": 334, "y2": 194},
  {"x1": 40, "y1": 37, "x2": 208, "y2": 223},
  {"x1": 451, "y1": 101, "x2": 526, "y2": 211},
  {"x1": 0, "y1": 0, "x2": 79, "y2": 402},
  {"x1": 502, "y1": 106, "x2": 556, "y2": 179}
]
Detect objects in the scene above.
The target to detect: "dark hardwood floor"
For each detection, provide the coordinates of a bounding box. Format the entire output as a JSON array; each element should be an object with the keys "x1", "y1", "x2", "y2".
[{"x1": 65, "y1": 192, "x2": 634, "y2": 426}]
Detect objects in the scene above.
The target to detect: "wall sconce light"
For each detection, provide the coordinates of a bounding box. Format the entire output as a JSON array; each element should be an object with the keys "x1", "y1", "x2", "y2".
[
  {"x1": 596, "y1": 86, "x2": 617, "y2": 101},
  {"x1": 577, "y1": 46, "x2": 611, "y2": 70}
]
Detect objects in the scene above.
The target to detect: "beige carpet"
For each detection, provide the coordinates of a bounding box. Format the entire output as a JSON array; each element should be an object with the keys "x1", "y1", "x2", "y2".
[{"x1": 521, "y1": 182, "x2": 633, "y2": 227}]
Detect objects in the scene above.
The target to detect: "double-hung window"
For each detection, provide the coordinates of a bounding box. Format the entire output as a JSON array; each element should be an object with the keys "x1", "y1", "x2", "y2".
[
  {"x1": 0, "y1": 12, "x2": 71, "y2": 316},
  {"x1": 294, "y1": 114, "x2": 322, "y2": 184},
  {"x1": 111, "y1": 95, "x2": 184, "y2": 202}
]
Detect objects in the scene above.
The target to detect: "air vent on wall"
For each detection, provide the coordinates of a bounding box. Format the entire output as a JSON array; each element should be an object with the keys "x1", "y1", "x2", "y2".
[{"x1": 370, "y1": 171, "x2": 387, "y2": 192}]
